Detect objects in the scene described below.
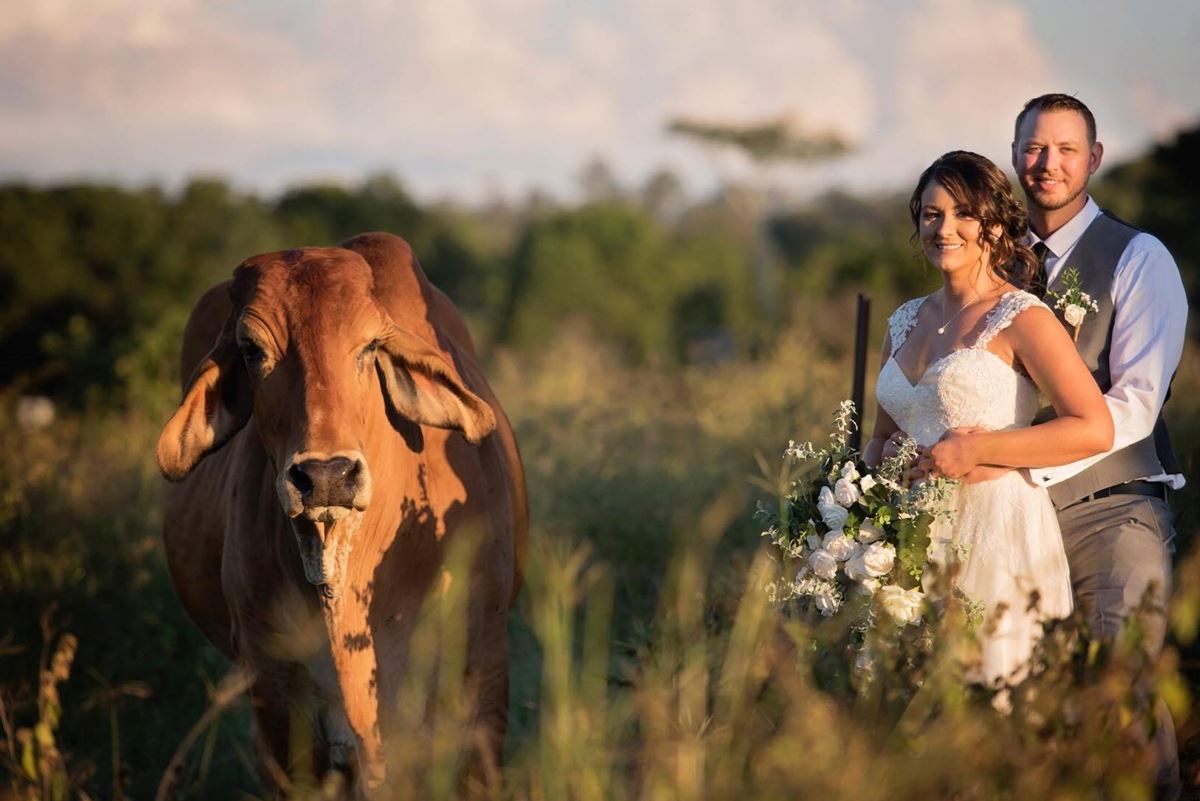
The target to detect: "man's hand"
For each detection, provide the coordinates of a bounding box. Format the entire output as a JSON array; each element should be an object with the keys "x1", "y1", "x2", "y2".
[{"x1": 925, "y1": 427, "x2": 985, "y2": 479}]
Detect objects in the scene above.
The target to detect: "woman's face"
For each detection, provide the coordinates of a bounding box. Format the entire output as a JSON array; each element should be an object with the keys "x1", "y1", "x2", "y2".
[{"x1": 918, "y1": 181, "x2": 988, "y2": 275}]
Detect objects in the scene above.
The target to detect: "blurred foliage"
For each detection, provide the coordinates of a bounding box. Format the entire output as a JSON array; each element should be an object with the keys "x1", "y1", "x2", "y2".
[
  {"x1": 668, "y1": 115, "x2": 853, "y2": 164},
  {"x1": 1093, "y1": 125, "x2": 1200, "y2": 317},
  {"x1": 2, "y1": 125, "x2": 1197, "y2": 407}
]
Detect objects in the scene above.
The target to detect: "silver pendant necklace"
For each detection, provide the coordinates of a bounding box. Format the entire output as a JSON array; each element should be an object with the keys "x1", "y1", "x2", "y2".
[{"x1": 937, "y1": 290, "x2": 981, "y2": 335}]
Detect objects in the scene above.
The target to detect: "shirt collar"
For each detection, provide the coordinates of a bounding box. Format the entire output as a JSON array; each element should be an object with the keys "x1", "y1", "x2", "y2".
[{"x1": 1027, "y1": 196, "x2": 1101, "y2": 257}]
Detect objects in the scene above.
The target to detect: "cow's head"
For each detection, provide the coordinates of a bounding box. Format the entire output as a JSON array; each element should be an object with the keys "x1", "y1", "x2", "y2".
[{"x1": 156, "y1": 247, "x2": 495, "y2": 589}]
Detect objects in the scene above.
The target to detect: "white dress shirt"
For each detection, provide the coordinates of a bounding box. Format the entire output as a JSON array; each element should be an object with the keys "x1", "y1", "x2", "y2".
[{"x1": 1028, "y1": 196, "x2": 1188, "y2": 490}]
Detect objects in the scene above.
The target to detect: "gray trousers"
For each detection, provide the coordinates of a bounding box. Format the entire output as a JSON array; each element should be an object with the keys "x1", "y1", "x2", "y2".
[{"x1": 1057, "y1": 494, "x2": 1179, "y2": 800}]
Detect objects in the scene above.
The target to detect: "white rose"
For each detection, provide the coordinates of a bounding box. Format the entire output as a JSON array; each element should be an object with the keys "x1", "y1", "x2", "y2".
[
  {"x1": 823, "y1": 531, "x2": 857, "y2": 561},
  {"x1": 859, "y1": 474, "x2": 877, "y2": 494},
  {"x1": 1063, "y1": 303, "x2": 1086, "y2": 327},
  {"x1": 809, "y1": 549, "x2": 838, "y2": 580},
  {"x1": 840, "y1": 461, "x2": 860, "y2": 482},
  {"x1": 818, "y1": 501, "x2": 849, "y2": 532},
  {"x1": 858, "y1": 578, "x2": 880, "y2": 595},
  {"x1": 861, "y1": 542, "x2": 896, "y2": 577},
  {"x1": 878, "y1": 585, "x2": 924, "y2": 625},
  {"x1": 843, "y1": 549, "x2": 870, "y2": 582},
  {"x1": 856, "y1": 521, "x2": 885, "y2": 544},
  {"x1": 833, "y1": 477, "x2": 861, "y2": 508},
  {"x1": 814, "y1": 590, "x2": 839, "y2": 617},
  {"x1": 806, "y1": 534, "x2": 822, "y2": 551}
]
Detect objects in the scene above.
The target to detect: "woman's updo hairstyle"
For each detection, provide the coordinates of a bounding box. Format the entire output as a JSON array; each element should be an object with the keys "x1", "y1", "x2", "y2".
[{"x1": 908, "y1": 150, "x2": 1038, "y2": 288}]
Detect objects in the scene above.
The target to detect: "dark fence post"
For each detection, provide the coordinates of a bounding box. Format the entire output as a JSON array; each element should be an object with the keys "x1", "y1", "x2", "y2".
[{"x1": 849, "y1": 293, "x2": 871, "y2": 453}]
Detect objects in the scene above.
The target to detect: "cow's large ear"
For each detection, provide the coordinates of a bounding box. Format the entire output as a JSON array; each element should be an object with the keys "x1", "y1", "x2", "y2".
[
  {"x1": 376, "y1": 327, "x2": 496, "y2": 444},
  {"x1": 156, "y1": 332, "x2": 251, "y2": 481}
]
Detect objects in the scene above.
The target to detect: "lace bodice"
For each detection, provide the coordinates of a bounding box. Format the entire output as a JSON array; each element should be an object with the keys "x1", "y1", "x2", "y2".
[{"x1": 877, "y1": 290, "x2": 1047, "y2": 447}]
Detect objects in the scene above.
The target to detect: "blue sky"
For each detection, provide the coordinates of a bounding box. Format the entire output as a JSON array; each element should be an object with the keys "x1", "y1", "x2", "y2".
[{"x1": 1, "y1": 0, "x2": 1196, "y2": 202}]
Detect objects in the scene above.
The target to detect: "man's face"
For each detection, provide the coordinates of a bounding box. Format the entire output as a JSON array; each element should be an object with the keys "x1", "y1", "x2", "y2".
[{"x1": 1012, "y1": 109, "x2": 1102, "y2": 213}]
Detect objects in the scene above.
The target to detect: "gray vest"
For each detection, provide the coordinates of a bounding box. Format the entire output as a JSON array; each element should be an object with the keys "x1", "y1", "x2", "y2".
[{"x1": 1034, "y1": 211, "x2": 1180, "y2": 509}]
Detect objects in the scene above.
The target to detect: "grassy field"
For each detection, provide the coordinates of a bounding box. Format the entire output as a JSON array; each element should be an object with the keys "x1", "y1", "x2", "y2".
[{"x1": 1, "y1": 303, "x2": 1198, "y2": 800}]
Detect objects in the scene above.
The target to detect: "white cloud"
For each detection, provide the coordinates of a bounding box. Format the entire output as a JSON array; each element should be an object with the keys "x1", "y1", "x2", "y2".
[
  {"x1": 0, "y1": 0, "x2": 1193, "y2": 200},
  {"x1": 790, "y1": 0, "x2": 1060, "y2": 198}
]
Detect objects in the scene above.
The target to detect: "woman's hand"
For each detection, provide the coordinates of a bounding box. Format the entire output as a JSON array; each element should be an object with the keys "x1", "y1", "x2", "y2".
[
  {"x1": 925, "y1": 427, "x2": 985, "y2": 479},
  {"x1": 880, "y1": 430, "x2": 909, "y2": 461}
]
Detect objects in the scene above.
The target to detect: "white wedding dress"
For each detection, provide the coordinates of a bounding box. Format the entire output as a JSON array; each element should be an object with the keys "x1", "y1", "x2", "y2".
[{"x1": 876, "y1": 289, "x2": 1073, "y2": 685}]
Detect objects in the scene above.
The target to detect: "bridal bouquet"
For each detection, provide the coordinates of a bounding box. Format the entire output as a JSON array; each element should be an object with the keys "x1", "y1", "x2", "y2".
[{"x1": 757, "y1": 401, "x2": 959, "y2": 629}]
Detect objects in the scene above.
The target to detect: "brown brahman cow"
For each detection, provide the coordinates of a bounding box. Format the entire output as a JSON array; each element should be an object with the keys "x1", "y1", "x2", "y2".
[{"x1": 157, "y1": 233, "x2": 527, "y2": 797}]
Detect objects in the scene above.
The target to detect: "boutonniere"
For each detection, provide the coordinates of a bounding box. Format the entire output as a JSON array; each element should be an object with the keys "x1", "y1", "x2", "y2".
[{"x1": 1045, "y1": 267, "x2": 1099, "y2": 341}]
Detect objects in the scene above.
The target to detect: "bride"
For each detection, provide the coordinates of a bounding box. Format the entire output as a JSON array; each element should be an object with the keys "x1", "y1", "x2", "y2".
[{"x1": 864, "y1": 150, "x2": 1113, "y2": 685}]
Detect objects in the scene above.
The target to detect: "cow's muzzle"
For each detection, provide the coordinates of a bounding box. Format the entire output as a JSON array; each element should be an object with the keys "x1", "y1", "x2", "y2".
[{"x1": 278, "y1": 451, "x2": 372, "y2": 521}]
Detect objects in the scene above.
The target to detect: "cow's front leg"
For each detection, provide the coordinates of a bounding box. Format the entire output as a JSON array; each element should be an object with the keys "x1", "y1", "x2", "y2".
[
  {"x1": 247, "y1": 660, "x2": 329, "y2": 798},
  {"x1": 322, "y1": 606, "x2": 388, "y2": 796}
]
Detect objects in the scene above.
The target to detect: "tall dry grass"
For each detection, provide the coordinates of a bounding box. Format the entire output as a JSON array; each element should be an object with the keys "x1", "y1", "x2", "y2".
[{"x1": 1, "y1": 314, "x2": 1198, "y2": 799}]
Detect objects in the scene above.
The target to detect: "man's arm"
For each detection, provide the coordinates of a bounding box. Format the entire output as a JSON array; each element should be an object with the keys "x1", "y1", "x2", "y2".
[{"x1": 1031, "y1": 233, "x2": 1188, "y2": 487}]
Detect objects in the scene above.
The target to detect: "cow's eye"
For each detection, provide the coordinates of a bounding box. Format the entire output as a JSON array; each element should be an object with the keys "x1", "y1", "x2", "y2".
[
  {"x1": 357, "y1": 340, "x2": 381, "y2": 372},
  {"x1": 239, "y1": 340, "x2": 267, "y2": 367}
]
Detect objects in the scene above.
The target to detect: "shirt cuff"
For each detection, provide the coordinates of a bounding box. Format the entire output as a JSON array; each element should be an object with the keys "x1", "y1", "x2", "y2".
[{"x1": 1028, "y1": 453, "x2": 1103, "y2": 488}]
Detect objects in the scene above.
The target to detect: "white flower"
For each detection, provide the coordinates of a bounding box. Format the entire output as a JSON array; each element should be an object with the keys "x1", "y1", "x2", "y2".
[
  {"x1": 878, "y1": 585, "x2": 924, "y2": 625},
  {"x1": 860, "y1": 542, "x2": 896, "y2": 577},
  {"x1": 806, "y1": 534, "x2": 822, "y2": 551},
  {"x1": 843, "y1": 549, "x2": 870, "y2": 582},
  {"x1": 817, "y1": 486, "x2": 850, "y2": 531},
  {"x1": 854, "y1": 649, "x2": 874, "y2": 675},
  {"x1": 814, "y1": 589, "x2": 839, "y2": 617},
  {"x1": 822, "y1": 531, "x2": 857, "y2": 561},
  {"x1": 858, "y1": 578, "x2": 880, "y2": 595},
  {"x1": 833, "y1": 477, "x2": 861, "y2": 507},
  {"x1": 809, "y1": 549, "x2": 838, "y2": 580},
  {"x1": 840, "y1": 461, "x2": 860, "y2": 482},
  {"x1": 1063, "y1": 303, "x2": 1087, "y2": 327},
  {"x1": 856, "y1": 520, "x2": 885, "y2": 544},
  {"x1": 859, "y1": 474, "x2": 877, "y2": 494},
  {"x1": 820, "y1": 504, "x2": 849, "y2": 531}
]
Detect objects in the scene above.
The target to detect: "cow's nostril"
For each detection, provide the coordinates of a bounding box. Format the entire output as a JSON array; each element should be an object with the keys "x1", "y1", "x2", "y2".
[
  {"x1": 290, "y1": 457, "x2": 361, "y2": 509},
  {"x1": 327, "y1": 457, "x2": 355, "y2": 481},
  {"x1": 288, "y1": 463, "x2": 314, "y2": 497}
]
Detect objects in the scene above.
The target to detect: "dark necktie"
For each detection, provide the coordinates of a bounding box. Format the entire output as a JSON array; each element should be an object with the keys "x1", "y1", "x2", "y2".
[{"x1": 1030, "y1": 241, "x2": 1051, "y2": 298}]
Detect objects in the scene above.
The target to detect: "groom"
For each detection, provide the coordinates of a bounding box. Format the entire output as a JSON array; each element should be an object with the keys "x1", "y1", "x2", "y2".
[{"x1": 1011, "y1": 94, "x2": 1186, "y2": 797}]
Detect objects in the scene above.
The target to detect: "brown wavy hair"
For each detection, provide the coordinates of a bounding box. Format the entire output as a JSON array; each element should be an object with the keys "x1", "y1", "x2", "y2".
[{"x1": 909, "y1": 150, "x2": 1038, "y2": 289}]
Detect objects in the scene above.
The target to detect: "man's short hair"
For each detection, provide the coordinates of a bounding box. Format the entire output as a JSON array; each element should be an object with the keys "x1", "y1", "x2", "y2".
[{"x1": 1014, "y1": 94, "x2": 1097, "y2": 145}]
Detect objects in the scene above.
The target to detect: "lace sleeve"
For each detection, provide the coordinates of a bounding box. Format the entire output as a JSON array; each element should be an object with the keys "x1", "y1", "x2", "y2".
[
  {"x1": 887, "y1": 296, "x2": 925, "y2": 353},
  {"x1": 974, "y1": 290, "x2": 1051, "y2": 349}
]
